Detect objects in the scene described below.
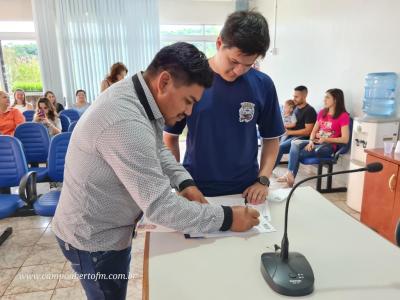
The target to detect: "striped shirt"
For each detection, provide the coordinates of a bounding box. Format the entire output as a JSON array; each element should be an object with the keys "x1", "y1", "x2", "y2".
[{"x1": 52, "y1": 72, "x2": 226, "y2": 251}]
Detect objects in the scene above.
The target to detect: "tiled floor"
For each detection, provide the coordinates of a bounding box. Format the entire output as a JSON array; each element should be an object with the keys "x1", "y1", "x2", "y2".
[
  {"x1": 0, "y1": 214, "x2": 145, "y2": 300},
  {"x1": 0, "y1": 152, "x2": 359, "y2": 299},
  {"x1": 272, "y1": 157, "x2": 360, "y2": 222}
]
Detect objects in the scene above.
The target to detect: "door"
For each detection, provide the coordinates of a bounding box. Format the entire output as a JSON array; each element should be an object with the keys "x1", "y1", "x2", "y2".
[{"x1": 361, "y1": 155, "x2": 398, "y2": 241}]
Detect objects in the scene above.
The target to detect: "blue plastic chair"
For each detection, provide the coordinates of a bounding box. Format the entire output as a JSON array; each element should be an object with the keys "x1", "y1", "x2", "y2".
[
  {"x1": 14, "y1": 123, "x2": 50, "y2": 182},
  {"x1": 22, "y1": 110, "x2": 35, "y2": 122},
  {"x1": 299, "y1": 118, "x2": 353, "y2": 193},
  {"x1": 68, "y1": 121, "x2": 78, "y2": 132},
  {"x1": 33, "y1": 132, "x2": 71, "y2": 216},
  {"x1": 0, "y1": 136, "x2": 37, "y2": 219},
  {"x1": 59, "y1": 115, "x2": 71, "y2": 133},
  {"x1": 60, "y1": 109, "x2": 80, "y2": 123}
]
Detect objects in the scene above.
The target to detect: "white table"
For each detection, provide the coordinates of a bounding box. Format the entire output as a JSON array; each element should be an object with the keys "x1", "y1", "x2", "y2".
[{"x1": 143, "y1": 187, "x2": 400, "y2": 299}]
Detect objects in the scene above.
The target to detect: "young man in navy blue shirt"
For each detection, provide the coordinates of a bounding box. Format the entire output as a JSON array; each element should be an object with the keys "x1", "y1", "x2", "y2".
[{"x1": 164, "y1": 11, "x2": 285, "y2": 204}]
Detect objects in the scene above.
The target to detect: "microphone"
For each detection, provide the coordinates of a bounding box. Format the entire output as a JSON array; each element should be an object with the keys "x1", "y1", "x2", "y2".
[
  {"x1": 260, "y1": 162, "x2": 383, "y2": 296},
  {"x1": 366, "y1": 162, "x2": 383, "y2": 172}
]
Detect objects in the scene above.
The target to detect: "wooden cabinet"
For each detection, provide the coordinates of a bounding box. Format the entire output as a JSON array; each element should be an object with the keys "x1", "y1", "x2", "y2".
[{"x1": 361, "y1": 149, "x2": 400, "y2": 243}]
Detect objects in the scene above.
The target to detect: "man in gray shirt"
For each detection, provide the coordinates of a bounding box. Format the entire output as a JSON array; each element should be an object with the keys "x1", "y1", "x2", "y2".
[{"x1": 53, "y1": 42, "x2": 260, "y2": 300}]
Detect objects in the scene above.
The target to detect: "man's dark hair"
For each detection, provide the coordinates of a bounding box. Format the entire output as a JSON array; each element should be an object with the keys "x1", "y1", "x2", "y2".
[
  {"x1": 75, "y1": 89, "x2": 86, "y2": 96},
  {"x1": 220, "y1": 10, "x2": 270, "y2": 57},
  {"x1": 294, "y1": 85, "x2": 308, "y2": 93},
  {"x1": 146, "y1": 42, "x2": 213, "y2": 88}
]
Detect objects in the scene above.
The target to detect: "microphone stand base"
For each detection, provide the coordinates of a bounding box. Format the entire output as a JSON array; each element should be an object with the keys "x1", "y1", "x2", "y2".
[{"x1": 261, "y1": 251, "x2": 314, "y2": 296}]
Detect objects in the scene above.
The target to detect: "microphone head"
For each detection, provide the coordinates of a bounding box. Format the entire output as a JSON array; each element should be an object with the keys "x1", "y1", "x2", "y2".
[{"x1": 366, "y1": 162, "x2": 383, "y2": 172}]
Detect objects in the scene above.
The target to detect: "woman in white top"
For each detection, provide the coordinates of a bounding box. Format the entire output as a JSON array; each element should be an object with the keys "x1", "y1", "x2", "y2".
[
  {"x1": 12, "y1": 89, "x2": 33, "y2": 112},
  {"x1": 100, "y1": 62, "x2": 128, "y2": 92},
  {"x1": 33, "y1": 97, "x2": 61, "y2": 136},
  {"x1": 73, "y1": 89, "x2": 90, "y2": 116}
]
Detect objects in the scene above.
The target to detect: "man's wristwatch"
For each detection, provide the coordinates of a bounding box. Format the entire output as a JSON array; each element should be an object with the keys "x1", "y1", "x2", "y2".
[{"x1": 256, "y1": 176, "x2": 270, "y2": 187}]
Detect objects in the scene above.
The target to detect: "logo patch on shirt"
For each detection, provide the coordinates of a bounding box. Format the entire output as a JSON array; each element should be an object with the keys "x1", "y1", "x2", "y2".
[{"x1": 239, "y1": 102, "x2": 255, "y2": 123}]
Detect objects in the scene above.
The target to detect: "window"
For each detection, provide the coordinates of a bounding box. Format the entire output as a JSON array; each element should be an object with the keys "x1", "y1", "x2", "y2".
[
  {"x1": 0, "y1": 40, "x2": 42, "y2": 93},
  {"x1": 0, "y1": 22, "x2": 42, "y2": 93},
  {"x1": 160, "y1": 24, "x2": 222, "y2": 58}
]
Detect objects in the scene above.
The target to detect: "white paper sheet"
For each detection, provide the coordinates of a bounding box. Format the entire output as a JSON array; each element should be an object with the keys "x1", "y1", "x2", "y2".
[
  {"x1": 135, "y1": 194, "x2": 274, "y2": 235},
  {"x1": 187, "y1": 195, "x2": 276, "y2": 238},
  {"x1": 267, "y1": 188, "x2": 291, "y2": 202},
  {"x1": 188, "y1": 215, "x2": 276, "y2": 238},
  {"x1": 206, "y1": 195, "x2": 272, "y2": 221}
]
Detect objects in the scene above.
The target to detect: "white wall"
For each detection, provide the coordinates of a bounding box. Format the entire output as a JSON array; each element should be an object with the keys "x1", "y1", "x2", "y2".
[
  {"x1": 0, "y1": 0, "x2": 32, "y2": 21},
  {"x1": 253, "y1": 0, "x2": 400, "y2": 117},
  {"x1": 2, "y1": 0, "x2": 234, "y2": 24},
  {"x1": 159, "y1": 0, "x2": 235, "y2": 24}
]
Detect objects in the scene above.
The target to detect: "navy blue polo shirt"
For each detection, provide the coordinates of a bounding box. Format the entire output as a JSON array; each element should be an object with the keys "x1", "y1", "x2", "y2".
[{"x1": 164, "y1": 69, "x2": 285, "y2": 196}]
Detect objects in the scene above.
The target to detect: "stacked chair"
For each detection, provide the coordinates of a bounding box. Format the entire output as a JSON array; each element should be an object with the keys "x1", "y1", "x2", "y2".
[
  {"x1": 33, "y1": 132, "x2": 71, "y2": 216},
  {"x1": 22, "y1": 110, "x2": 35, "y2": 122},
  {"x1": 59, "y1": 115, "x2": 71, "y2": 133},
  {"x1": 68, "y1": 121, "x2": 78, "y2": 132},
  {"x1": 14, "y1": 123, "x2": 50, "y2": 182},
  {"x1": 0, "y1": 136, "x2": 38, "y2": 245},
  {"x1": 60, "y1": 109, "x2": 80, "y2": 123}
]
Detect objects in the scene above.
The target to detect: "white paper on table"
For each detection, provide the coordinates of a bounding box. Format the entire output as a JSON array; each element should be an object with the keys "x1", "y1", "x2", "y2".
[
  {"x1": 206, "y1": 195, "x2": 272, "y2": 222},
  {"x1": 135, "y1": 194, "x2": 273, "y2": 234},
  {"x1": 186, "y1": 195, "x2": 276, "y2": 238},
  {"x1": 188, "y1": 214, "x2": 276, "y2": 238},
  {"x1": 267, "y1": 188, "x2": 291, "y2": 203}
]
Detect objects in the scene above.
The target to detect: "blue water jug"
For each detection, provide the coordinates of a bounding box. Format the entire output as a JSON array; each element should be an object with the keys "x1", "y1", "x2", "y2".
[{"x1": 363, "y1": 72, "x2": 398, "y2": 117}]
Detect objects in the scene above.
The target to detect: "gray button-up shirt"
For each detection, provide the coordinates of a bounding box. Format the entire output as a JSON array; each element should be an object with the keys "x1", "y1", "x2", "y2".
[{"x1": 52, "y1": 73, "x2": 225, "y2": 252}]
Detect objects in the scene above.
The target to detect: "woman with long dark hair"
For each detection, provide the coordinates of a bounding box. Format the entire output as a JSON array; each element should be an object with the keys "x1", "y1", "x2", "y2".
[
  {"x1": 278, "y1": 88, "x2": 350, "y2": 187},
  {"x1": 33, "y1": 97, "x2": 61, "y2": 136},
  {"x1": 44, "y1": 91, "x2": 64, "y2": 113},
  {"x1": 100, "y1": 62, "x2": 128, "y2": 92}
]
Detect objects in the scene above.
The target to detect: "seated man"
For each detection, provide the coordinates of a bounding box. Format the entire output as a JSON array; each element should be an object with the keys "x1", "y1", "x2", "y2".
[{"x1": 274, "y1": 85, "x2": 317, "y2": 170}]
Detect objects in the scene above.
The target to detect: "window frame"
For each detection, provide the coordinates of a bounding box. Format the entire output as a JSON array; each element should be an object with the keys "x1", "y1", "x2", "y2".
[
  {"x1": 0, "y1": 21, "x2": 37, "y2": 93},
  {"x1": 0, "y1": 32, "x2": 41, "y2": 95},
  {"x1": 160, "y1": 24, "x2": 220, "y2": 57}
]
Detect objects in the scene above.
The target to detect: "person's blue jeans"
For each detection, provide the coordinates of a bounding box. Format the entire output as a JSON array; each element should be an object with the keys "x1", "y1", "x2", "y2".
[
  {"x1": 274, "y1": 136, "x2": 303, "y2": 168},
  {"x1": 288, "y1": 140, "x2": 334, "y2": 177},
  {"x1": 56, "y1": 236, "x2": 131, "y2": 300}
]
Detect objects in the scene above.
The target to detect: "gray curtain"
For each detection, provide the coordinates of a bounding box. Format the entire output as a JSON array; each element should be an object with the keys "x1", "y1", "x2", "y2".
[{"x1": 32, "y1": 0, "x2": 160, "y2": 107}]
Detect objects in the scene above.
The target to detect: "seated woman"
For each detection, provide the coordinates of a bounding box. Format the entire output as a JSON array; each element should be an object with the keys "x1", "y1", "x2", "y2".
[
  {"x1": 12, "y1": 89, "x2": 33, "y2": 112},
  {"x1": 44, "y1": 90, "x2": 64, "y2": 113},
  {"x1": 100, "y1": 62, "x2": 128, "y2": 92},
  {"x1": 0, "y1": 91, "x2": 25, "y2": 135},
  {"x1": 278, "y1": 88, "x2": 350, "y2": 187},
  {"x1": 73, "y1": 89, "x2": 90, "y2": 116},
  {"x1": 33, "y1": 97, "x2": 61, "y2": 137}
]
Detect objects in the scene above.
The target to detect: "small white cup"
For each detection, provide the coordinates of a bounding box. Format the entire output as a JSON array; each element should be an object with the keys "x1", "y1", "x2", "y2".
[{"x1": 384, "y1": 141, "x2": 394, "y2": 154}]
